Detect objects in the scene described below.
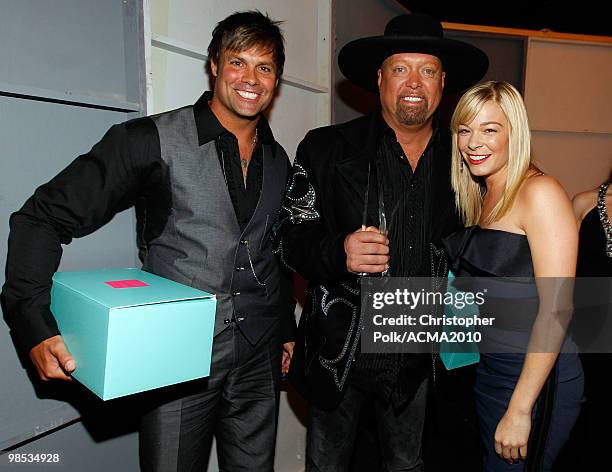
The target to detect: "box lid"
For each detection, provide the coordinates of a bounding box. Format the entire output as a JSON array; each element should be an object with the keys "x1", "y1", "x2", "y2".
[{"x1": 52, "y1": 268, "x2": 214, "y2": 309}]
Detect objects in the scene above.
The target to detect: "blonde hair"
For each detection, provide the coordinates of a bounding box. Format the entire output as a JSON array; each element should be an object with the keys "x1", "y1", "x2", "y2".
[{"x1": 450, "y1": 81, "x2": 534, "y2": 225}]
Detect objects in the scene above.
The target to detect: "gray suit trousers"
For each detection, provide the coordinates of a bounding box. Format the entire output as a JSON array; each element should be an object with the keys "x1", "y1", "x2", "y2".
[{"x1": 140, "y1": 322, "x2": 281, "y2": 472}]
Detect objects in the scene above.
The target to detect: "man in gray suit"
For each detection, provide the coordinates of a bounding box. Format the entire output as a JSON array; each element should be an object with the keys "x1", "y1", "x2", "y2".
[{"x1": 1, "y1": 11, "x2": 295, "y2": 472}]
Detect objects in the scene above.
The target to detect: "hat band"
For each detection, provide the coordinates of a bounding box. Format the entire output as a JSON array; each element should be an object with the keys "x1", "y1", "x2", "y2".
[{"x1": 384, "y1": 34, "x2": 444, "y2": 41}]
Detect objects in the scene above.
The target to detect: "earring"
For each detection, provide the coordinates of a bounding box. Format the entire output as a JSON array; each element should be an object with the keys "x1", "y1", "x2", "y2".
[{"x1": 460, "y1": 159, "x2": 464, "y2": 173}]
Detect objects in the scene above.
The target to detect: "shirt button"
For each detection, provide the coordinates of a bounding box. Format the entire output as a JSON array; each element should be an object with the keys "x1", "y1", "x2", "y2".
[
  {"x1": 223, "y1": 318, "x2": 231, "y2": 325},
  {"x1": 240, "y1": 239, "x2": 248, "y2": 246}
]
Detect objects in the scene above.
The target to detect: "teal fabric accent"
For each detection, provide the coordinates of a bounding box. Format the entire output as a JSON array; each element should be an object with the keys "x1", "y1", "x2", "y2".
[{"x1": 440, "y1": 270, "x2": 480, "y2": 370}]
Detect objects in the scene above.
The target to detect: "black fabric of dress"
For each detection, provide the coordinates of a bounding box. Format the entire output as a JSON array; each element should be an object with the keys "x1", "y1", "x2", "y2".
[
  {"x1": 557, "y1": 199, "x2": 612, "y2": 470},
  {"x1": 577, "y1": 207, "x2": 612, "y2": 276}
]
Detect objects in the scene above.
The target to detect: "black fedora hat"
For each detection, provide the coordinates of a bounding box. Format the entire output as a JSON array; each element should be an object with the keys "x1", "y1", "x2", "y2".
[{"x1": 338, "y1": 13, "x2": 489, "y2": 93}]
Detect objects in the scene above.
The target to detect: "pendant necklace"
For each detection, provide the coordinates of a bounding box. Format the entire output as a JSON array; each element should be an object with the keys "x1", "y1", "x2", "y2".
[{"x1": 240, "y1": 128, "x2": 258, "y2": 171}]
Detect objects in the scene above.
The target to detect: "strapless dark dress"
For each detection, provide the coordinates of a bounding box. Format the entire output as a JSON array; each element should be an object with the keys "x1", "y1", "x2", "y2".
[{"x1": 443, "y1": 226, "x2": 583, "y2": 472}]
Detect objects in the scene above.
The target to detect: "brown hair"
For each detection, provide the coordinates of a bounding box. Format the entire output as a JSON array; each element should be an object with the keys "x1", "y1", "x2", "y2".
[{"x1": 207, "y1": 10, "x2": 285, "y2": 77}]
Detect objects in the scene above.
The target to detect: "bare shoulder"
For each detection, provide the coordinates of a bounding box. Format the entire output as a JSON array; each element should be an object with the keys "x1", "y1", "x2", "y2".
[
  {"x1": 515, "y1": 174, "x2": 576, "y2": 234},
  {"x1": 516, "y1": 175, "x2": 578, "y2": 276},
  {"x1": 571, "y1": 188, "x2": 598, "y2": 223},
  {"x1": 519, "y1": 174, "x2": 570, "y2": 208}
]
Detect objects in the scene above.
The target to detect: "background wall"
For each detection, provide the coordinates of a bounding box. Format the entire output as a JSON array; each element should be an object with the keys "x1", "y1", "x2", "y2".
[{"x1": 524, "y1": 38, "x2": 612, "y2": 195}]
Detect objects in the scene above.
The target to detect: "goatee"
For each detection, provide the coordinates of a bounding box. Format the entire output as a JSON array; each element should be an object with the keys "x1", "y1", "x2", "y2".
[{"x1": 395, "y1": 96, "x2": 429, "y2": 125}]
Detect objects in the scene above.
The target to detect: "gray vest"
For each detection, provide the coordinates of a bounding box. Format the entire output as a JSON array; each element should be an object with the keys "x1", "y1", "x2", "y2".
[{"x1": 143, "y1": 106, "x2": 288, "y2": 344}]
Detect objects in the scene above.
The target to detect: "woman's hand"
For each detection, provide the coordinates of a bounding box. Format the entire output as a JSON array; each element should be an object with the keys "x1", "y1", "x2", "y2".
[{"x1": 494, "y1": 409, "x2": 531, "y2": 464}]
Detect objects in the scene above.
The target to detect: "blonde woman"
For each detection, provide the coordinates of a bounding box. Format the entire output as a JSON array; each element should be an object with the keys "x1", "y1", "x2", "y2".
[{"x1": 443, "y1": 81, "x2": 583, "y2": 471}]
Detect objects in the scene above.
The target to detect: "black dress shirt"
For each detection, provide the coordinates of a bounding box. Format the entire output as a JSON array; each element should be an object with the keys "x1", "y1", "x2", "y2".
[{"x1": 350, "y1": 114, "x2": 438, "y2": 406}]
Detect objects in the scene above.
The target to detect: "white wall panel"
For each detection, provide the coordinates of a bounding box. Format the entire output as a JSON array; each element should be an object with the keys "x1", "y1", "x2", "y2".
[
  {"x1": 525, "y1": 38, "x2": 612, "y2": 134},
  {"x1": 532, "y1": 131, "x2": 612, "y2": 197},
  {"x1": 150, "y1": 47, "x2": 208, "y2": 113},
  {"x1": 267, "y1": 83, "x2": 321, "y2": 158},
  {"x1": 524, "y1": 37, "x2": 612, "y2": 193}
]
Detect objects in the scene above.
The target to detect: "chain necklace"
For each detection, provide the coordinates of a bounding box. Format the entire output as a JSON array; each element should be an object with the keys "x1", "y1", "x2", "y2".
[
  {"x1": 597, "y1": 180, "x2": 612, "y2": 258},
  {"x1": 240, "y1": 128, "x2": 258, "y2": 172}
]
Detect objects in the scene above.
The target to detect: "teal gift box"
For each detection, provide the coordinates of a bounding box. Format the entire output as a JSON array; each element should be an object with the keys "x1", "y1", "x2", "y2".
[{"x1": 50, "y1": 268, "x2": 216, "y2": 400}]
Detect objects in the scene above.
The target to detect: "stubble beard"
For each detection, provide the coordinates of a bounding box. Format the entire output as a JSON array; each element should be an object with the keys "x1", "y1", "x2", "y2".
[{"x1": 395, "y1": 96, "x2": 430, "y2": 125}]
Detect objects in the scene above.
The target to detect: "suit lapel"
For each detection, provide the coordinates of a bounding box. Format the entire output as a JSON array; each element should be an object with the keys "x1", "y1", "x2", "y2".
[{"x1": 336, "y1": 113, "x2": 380, "y2": 226}]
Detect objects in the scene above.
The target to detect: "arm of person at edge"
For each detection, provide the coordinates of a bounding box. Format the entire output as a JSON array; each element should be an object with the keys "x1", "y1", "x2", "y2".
[
  {"x1": 1, "y1": 121, "x2": 155, "y2": 382},
  {"x1": 493, "y1": 175, "x2": 578, "y2": 464},
  {"x1": 571, "y1": 187, "x2": 597, "y2": 226},
  {"x1": 273, "y1": 129, "x2": 389, "y2": 284}
]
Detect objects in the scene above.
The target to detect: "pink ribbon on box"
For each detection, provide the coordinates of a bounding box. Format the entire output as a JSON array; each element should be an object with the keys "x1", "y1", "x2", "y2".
[{"x1": 104, "y1": 280, "x2": 149, "y2": 289}]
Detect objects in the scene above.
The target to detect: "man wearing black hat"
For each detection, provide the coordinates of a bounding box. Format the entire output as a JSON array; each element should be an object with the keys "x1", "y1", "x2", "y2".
[{"x1": 274, "y1": 14, "x2": 488, "y2": 470}]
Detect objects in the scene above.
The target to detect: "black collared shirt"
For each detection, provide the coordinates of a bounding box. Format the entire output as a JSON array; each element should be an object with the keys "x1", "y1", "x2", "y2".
[
  {"x1": 351, "y1": 112, "x2": 439, "y2": 405},
  {"x1": 194, "y1": 92, "x2": 274, "y2": 231},
  {"x1": 378, "y1": 114, "x2": 438, "y2": 277}
]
